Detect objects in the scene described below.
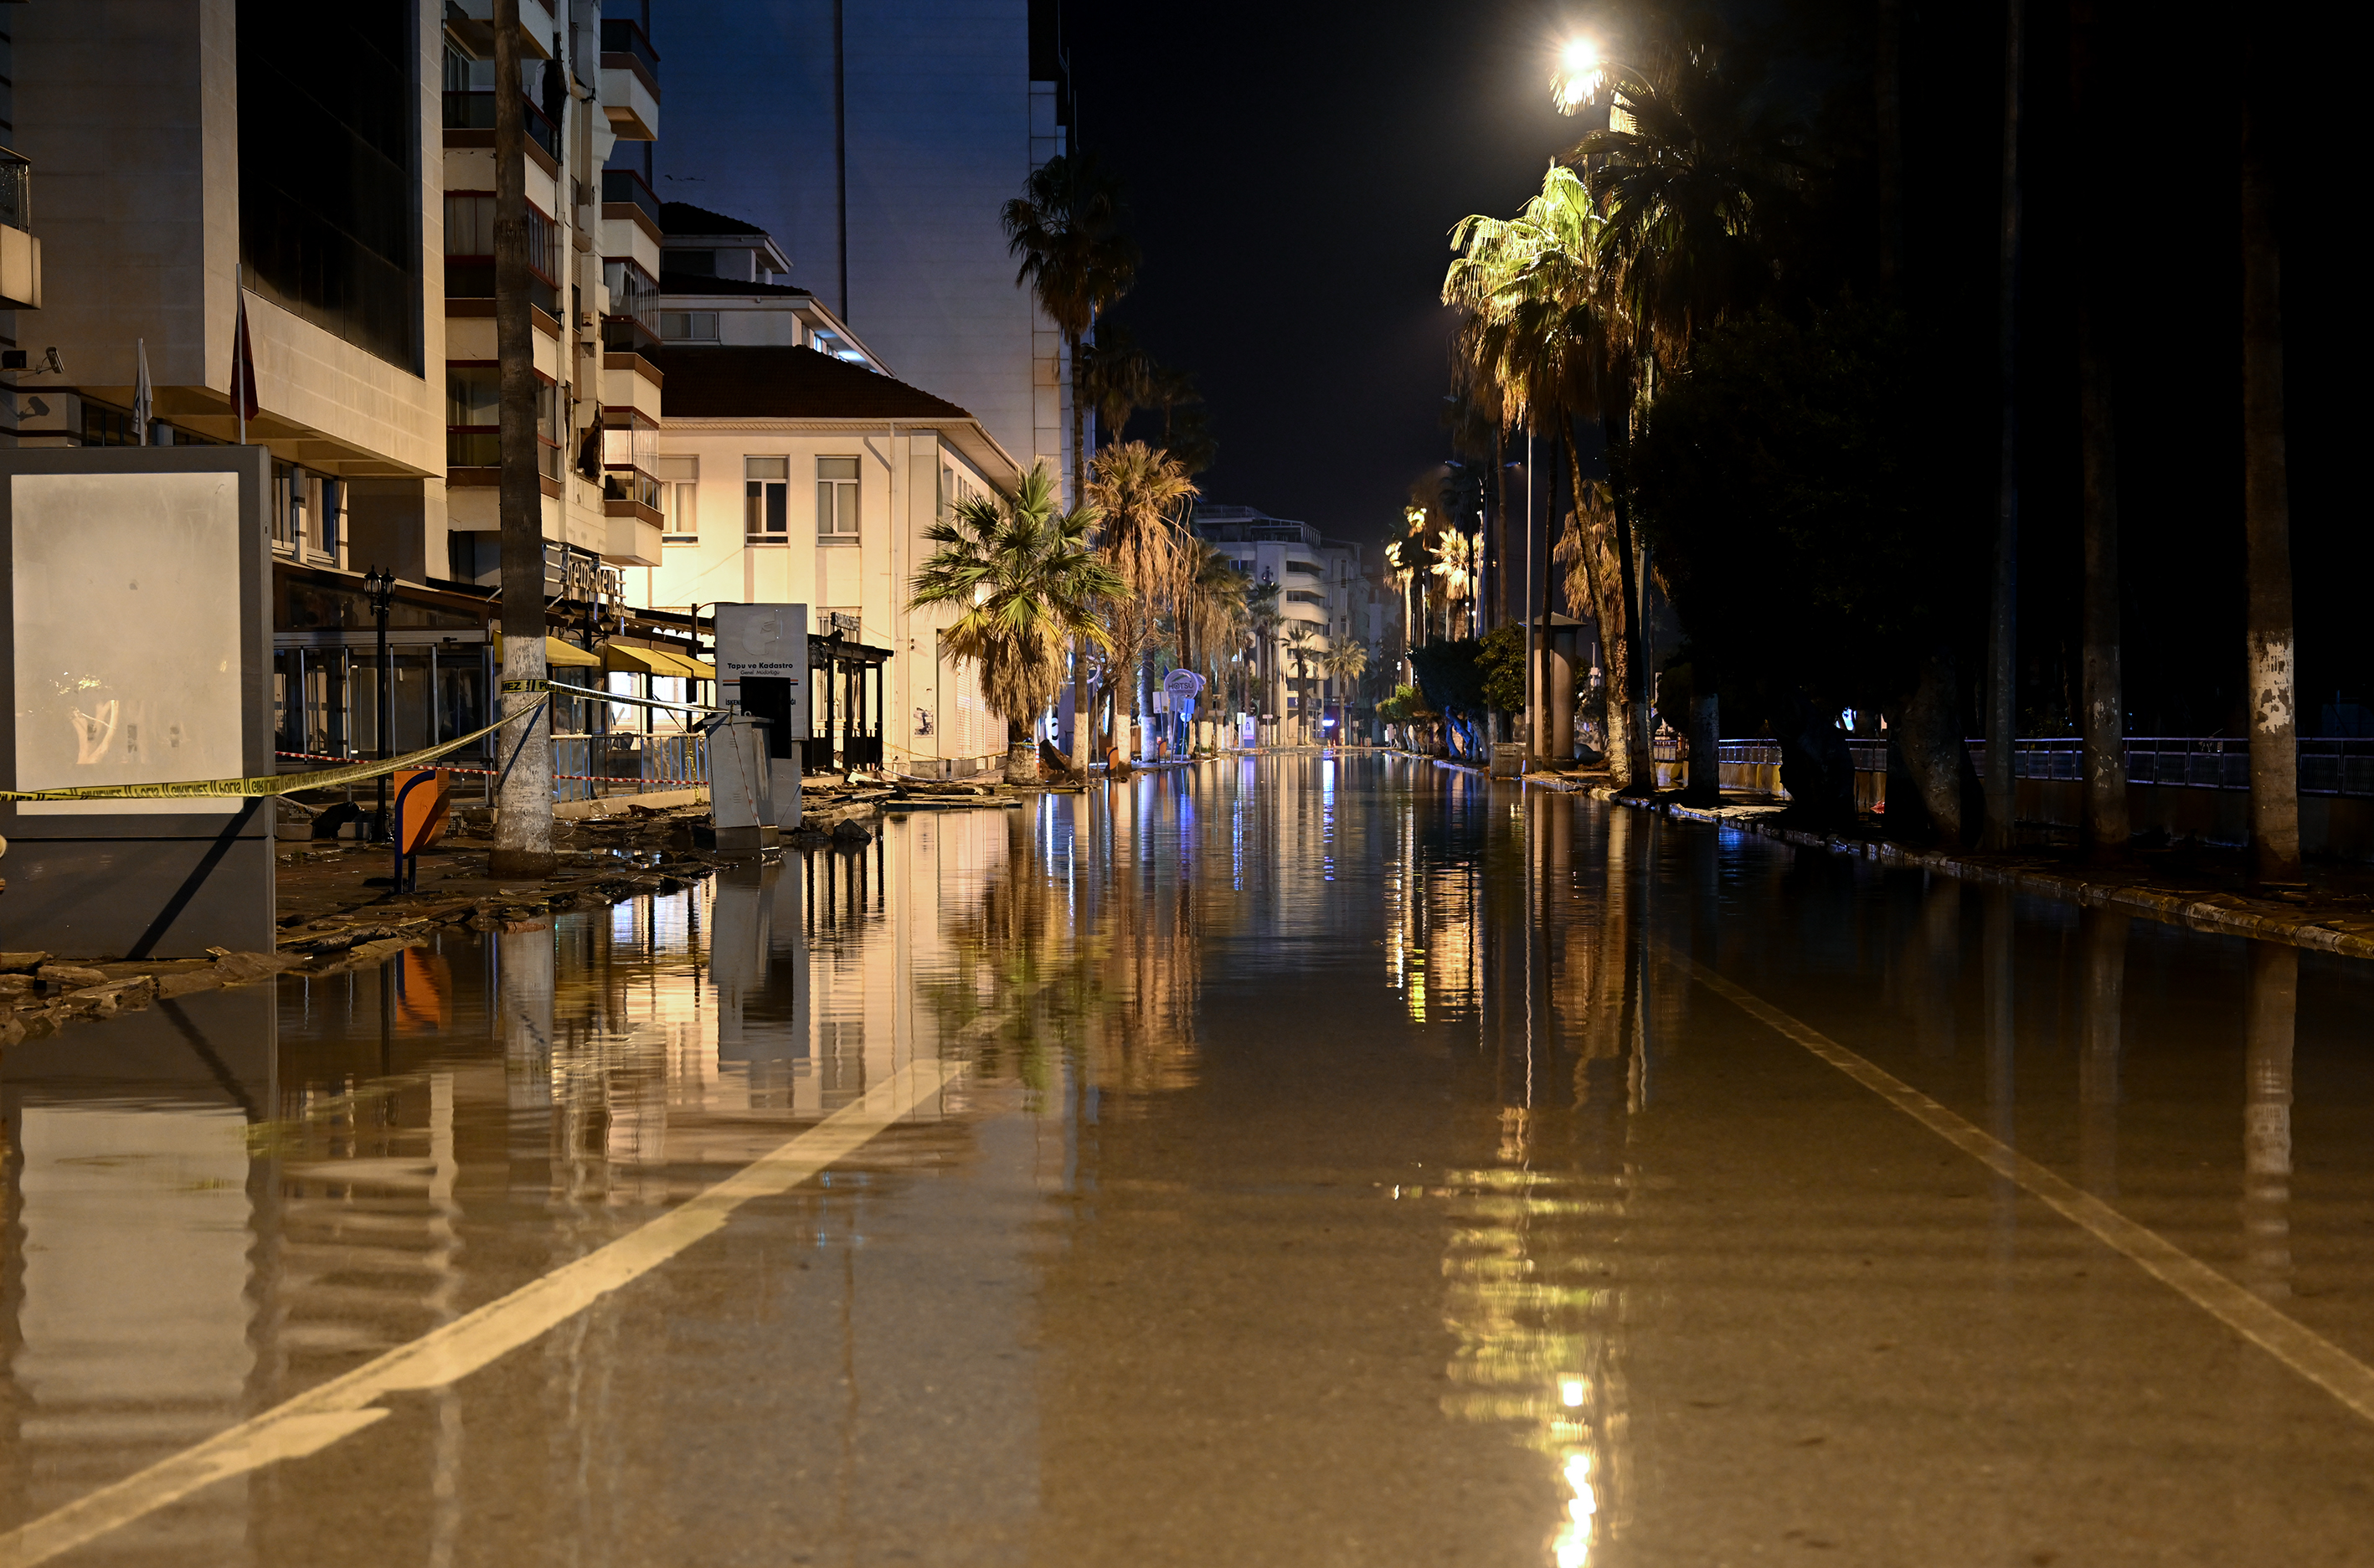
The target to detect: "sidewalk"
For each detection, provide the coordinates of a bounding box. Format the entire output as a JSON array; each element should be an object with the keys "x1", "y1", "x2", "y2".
[{"x1": 1521, "y1": 768, "x2": 2374, "y2": 964}]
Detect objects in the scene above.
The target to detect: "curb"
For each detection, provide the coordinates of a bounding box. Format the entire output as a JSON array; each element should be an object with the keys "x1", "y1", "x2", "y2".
[{"x1": 1584, "y1": 788, "x2": 2374, "y2": 964}]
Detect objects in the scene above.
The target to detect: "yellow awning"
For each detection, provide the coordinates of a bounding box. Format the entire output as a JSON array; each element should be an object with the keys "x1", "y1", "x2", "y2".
[
  {"x1": 493, "y1": 635, "x2": 603, "y2": 669},
  {"x1": 602, "y1": 643, "x2": 676, "y2": 676},
  {"x1": 599, "y1": 644, "x2": 715, "y2": 681}
]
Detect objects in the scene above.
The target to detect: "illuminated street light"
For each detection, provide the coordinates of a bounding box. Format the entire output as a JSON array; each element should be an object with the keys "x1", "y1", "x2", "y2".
[{"x1": 1551, "y1": 38, "x2": 1604, "y2": 114}]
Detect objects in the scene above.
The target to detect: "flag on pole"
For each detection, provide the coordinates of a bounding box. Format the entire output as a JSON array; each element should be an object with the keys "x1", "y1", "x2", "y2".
[
  {"x1": 131, "y1": 338, "x2": 153, "y2": 445},
  {"x1": 229, "y1": 292, "x2": 259, "y2": 445}
]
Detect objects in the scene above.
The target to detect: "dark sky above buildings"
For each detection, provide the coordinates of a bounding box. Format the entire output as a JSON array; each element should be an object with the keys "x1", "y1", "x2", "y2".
[{"x1": 1066, "y1": 0, "x2": 1588, "y2": 542}]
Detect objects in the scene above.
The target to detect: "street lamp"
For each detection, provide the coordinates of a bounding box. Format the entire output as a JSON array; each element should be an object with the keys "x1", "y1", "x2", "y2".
[
  {"x1": 363, "y1": 566, "x2": 395, "y2": 841},
  {"x1": 1552, "y1": 38, "x2": 1607, "y2": 115}
]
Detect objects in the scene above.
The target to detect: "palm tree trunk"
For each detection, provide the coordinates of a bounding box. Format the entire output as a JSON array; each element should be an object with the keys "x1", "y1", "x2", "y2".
[
  {"x1": 1577, "y1": 422, "x2": 1647, "y2": 790},
  {"x1": 1069, "y1": 645, "x2": 1092, "y2": 774},
  {"x1": 2073, "y1": 0, "x2": 2128, "y2": 862},
  {"x1": 1890, "y1": 648, "x2": 1969, "y2": 846},
  {"x1": 1684, "y1": 655, "x2": 1720, "y2": 805},
  {"x1": 1004, "y1": 716, "x2": 1037, "y2": 786},
  {"x1": 1981, "y1": 0, "x2": 2025, "y2": 851},
  {"x1": 1068, "y1": 328, "x2": 1087, "y2": 506},
  {"x1": 2242, "y1": 75, "x2": 2301, "y2": 884}
]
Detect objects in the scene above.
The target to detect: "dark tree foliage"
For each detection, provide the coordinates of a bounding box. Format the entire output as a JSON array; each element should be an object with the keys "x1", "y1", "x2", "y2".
[
  {"x1": 1625, "y1": 301, "x2": 1985, "y2": 736},
  {"x1": 1476, "y1": 623, "x2": 1527, "y2": 716},
  {"x1": 1409, "y1": 639, "x2": 1489, "y2": 760}
]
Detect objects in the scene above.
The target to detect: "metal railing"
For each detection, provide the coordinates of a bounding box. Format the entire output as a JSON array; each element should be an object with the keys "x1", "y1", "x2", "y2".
[
  {"x1": 440, "y1": 92, "x2": 562, "y2": 162},
  {"x1": 600, "y1": 167, "x2": 662, "y2": 229},
  {"x1": 551, "y1": 732, "x2": 708, "y2": 803},
  {"x1": 600, "y1": 18, "x2": 662, "y2": 81},
  {"x1": 1691, "y1": 736, "x2": 2374, "y2": 800}
]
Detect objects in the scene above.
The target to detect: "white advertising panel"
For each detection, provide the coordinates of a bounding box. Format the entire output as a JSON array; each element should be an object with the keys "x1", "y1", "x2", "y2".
[
  {"x1": 714, "y1": 602, "x2": 809, "y2": 725},
  {"x1": 10, "y1": 470, "x2": 245, "y2": 815}
]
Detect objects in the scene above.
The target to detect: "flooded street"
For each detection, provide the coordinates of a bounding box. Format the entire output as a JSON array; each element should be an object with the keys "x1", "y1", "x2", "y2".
[{"x1": 6, "y1": 753, "x2": 2374, "y2": 1565}]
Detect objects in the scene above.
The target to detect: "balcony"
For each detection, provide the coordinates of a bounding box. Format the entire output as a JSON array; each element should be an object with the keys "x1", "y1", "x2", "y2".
[
  {"x1": 443, "y1": 0, "x2": 556, "y2": 60},
  {"x1": 0, "y1": 147, "x2": 38, "y2": 311},
  {"x1": 441, "y1": 92, "x2": 561, "y2": 172},
  {"x1": 600, "y1": 19, "x2": 662, "y2": 141},
  {"x1": 601, "y1": 167, "x2": 663, "y2": 245}
]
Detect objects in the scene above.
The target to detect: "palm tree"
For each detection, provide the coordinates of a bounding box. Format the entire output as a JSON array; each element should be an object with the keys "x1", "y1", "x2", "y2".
[
  {"x1": 908, "y1": 464, "x2": 1123, "y2": 784},
  {"x1": 1444, "y1": 162, "x2": 1644, "y2": 785},
  {"x1": 1085, "y1": 441, "x2": 1198, "y2": 762},
  {"x1": 1243, "y1": 575, "x2": 1281, "y2": 731},
  {"x1": 1284, "y1": 622, "x2": 1320, "y2": 745},
  {"x1": 2240, "y1": 43, "x2": 2299, "y2": 884},
  {"x1": 1081, "y1": 322, "x2": 1156, "y2": 451},
  {"x1": 1182, "y1": 540, "x2": 1249, "y2": 745},
  {"x1": 1323, "y1": 639, "x2": 1371, "y2": 743},
  {"x1": 1560, "y1": 37, "x2": 1795, "y2": 795},
  {"x1": 1002, "y1": 153, "x2": 1137, "y2": 506}
]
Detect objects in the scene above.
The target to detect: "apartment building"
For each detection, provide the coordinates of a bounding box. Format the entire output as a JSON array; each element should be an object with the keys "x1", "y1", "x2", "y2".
[
  {"x1": 1194, "y1": 504, "x2": 1393, "y2": 737},
  {"x1": 3, "y1": 3, "x2": 693, "y2": 770},
  {"x1": 651, "y1": 1, "x2": 1074, "y2": 501}
]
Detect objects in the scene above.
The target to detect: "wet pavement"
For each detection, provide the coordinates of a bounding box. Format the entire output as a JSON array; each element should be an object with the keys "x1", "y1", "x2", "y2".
[{"x1": 5, "y1": 753, "x2": 2373, "y2": 1565}]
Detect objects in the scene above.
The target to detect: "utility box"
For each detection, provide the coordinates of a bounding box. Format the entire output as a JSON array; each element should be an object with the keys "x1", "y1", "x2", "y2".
[
  {"x1": 1491, "y1": 743, "x2": 1527, "y2": 779},
  {"x1": 0, "y1": 447, "x2": 275, "y2": 958},
  {"x1": 698, "y1": 716, "x2": 778, "y2": 853},
  {"x1": 715, "y1": 604, "x2": 807, "y2": 828}
]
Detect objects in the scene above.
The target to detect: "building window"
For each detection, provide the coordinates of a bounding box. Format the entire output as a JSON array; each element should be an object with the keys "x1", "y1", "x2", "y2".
[
  {"x1": 817, "y1": 457, "x2": 859, "y2": 538},
  {"x1": 745, "y1": 457, "x2": 788, "y2": 542},
  {"x1": 667, "y1": 482, "x2": 698, "y2": 542},
  {"x1": 661, "y1": 311, "x2": 719, "y2": 342}
]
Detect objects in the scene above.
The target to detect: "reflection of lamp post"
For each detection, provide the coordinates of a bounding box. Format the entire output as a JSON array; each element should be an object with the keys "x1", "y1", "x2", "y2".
[{"x1": 363, "y1": 566, "x2": 394, "y2": 839}]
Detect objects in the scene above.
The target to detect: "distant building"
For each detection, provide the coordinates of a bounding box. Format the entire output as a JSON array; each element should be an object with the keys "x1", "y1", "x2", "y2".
[
  {"x1": 1194, "y1": 504, "x2": 1397, "y2": 736},
  {"x1": 646, "y1": 1, "x2": 1074, "y2": 501}
]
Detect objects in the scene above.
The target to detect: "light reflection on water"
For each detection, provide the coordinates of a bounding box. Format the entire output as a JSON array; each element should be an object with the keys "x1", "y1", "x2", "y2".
[{"x1": 4, "y1": 755, "x2": 2372, "y2": 1565}]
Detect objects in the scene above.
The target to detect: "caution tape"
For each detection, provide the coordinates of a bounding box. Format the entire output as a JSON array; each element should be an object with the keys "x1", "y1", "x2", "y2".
[{"x1": 1, "y1": 697, "x2": 548, "y2": 802}]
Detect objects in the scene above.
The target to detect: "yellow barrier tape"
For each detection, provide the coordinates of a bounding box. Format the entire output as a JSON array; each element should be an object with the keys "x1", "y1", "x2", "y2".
[{"x1": 0, "y1": 697, "x2": 547, "y2": 803}]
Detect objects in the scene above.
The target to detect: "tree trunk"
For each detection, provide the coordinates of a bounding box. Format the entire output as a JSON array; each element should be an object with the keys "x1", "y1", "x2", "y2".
[
  {"x1": 1005, "y1": 717, "x2": 1038, "y2": 787},
  {"x1": 1069, "y1": 647, "x2": 1092, "y2": 774},
  {"x1": 2241, "y1": 74, "x2": 2301, "y2": 884},
  {"x1": 1981, "y1": 0, "x2": 2025, "y2": 851},
  {"x1": 1068, "y1": 328, "x2": 1088, "y2": 507},
  {"x1": 1876, "y1": 0, "x2": 1903, "y2": 290},
  {"x1": 1890, "y1": 649, "x2": 1967, "y2": 846},
  {"x1": 1774, "y1": 690, "x2": 1856, "y2": 830},
  {"x1": 490, "y1": 0, "x2": 554, "y2": 880},
  {"x1": 1574, "y1": 424, "x2": 1646, "y2": 791},
  {"x1": 2073, "y1": 0, "x2": 2128, "y2": 861}
]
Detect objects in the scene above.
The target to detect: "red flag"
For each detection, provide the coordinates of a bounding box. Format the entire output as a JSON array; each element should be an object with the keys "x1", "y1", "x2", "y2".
[{"x1": 229, "y1": 292, "x2": 259, "y2": 429}]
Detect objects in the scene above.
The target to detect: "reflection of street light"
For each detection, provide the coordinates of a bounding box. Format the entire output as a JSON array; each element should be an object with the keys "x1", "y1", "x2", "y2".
[
  {"x1": 1552, "y1": 38, "x2": 1604, "y2": 114},
  {"x1": 363, "y1": 566, "x2": 395, "y2": 841}
]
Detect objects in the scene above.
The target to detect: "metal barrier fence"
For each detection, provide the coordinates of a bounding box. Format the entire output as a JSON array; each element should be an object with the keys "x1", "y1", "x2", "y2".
[
  {"x1": 1692, "y1": 737, "x2": 2374, "y2": 799},
  {"x1": 550, "y1": 732, "x2": 708, "y2": 803}
]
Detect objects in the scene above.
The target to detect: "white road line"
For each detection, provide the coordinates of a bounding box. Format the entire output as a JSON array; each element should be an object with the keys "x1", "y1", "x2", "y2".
[
  {"x1": 0, "y1": 1059, "x2": 961, "y2": 1568},
  {"x1": 1680, "y1": 953, "x2": 2374, "y2": 1425}
]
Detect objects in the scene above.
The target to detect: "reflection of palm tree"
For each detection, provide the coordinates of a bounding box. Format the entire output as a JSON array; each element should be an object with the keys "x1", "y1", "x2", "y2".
[{"x1": 907, "y1": 464, "x2": 1123, "y2": 783}]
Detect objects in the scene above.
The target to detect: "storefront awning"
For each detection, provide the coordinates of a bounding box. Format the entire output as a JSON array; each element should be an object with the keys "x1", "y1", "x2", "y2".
[
  {"x1": 494, "y1": 635, "x2": 604, "y2": 669},
  {"x1": 602, "y1": 643, "x2": 718, "y2": 681}
]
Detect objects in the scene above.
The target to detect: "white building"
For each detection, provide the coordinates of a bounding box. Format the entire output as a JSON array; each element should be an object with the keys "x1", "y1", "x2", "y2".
[
  {"x1": 643, "y1": 343, "x2": 1022, "y2": 778},
  {"x1": 1195, "y1": 505, "x2": 1393, "y2": 741}
]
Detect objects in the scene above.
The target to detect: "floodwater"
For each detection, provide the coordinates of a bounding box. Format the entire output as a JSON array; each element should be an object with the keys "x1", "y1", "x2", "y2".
[{"x1": 4, "y1": 753, "x2": 2373, "y2": 1566}]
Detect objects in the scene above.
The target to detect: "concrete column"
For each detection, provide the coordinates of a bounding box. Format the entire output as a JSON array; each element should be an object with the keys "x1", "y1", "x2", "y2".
[{"x1": 1545, "y1": 629, "x2": 1577, "y2": 764}]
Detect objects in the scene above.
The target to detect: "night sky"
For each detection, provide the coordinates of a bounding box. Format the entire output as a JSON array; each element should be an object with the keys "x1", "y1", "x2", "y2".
[{"x1": 1063, "y1": 0, "x2": 1588, "y2": 542}]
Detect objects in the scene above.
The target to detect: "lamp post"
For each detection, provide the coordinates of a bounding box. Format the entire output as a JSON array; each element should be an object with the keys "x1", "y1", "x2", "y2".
[{"x1": 363, "y1": 566, "x2": 395, "y2": 840}]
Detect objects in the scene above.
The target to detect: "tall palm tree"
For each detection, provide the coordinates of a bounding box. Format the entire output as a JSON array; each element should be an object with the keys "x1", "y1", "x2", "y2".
[
  {"x1": 1243, "y1": 575, "x2": 1281, "y2": 730},
  {"x1": 1085, "y1": 441, "x2": 1198, "y2": 761},
  {"x1": 909, "y1": 464, "x2": 1123, "y2": 784},
  {"x1": 1081, "y1": 322, "x2": 1156, "y2": 451},
  {"x1": 1323, "y1": 639, "x2": 1371, "y2": 743},
  {"x1": 1182, "y1": 539, "x2": 1249, "y2": 742},
  {"x1": 1561, "y1": 36, "x2": 1794, "y2": 795},
  {"x1": 1444, "y1": 162, "x2": 1644, "y2": 786},
  {"x1": 1284, "y1": 621, "x2": 1320, "y2": 746},
  {"x1": 1002, "y1": 153, "x2": 1138, "y2": 506},
  {"x1": 2240, "y1": 41, "x2": 2299, "y2": 884}
]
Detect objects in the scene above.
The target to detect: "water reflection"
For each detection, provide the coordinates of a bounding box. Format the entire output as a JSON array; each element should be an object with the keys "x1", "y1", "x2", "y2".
[{"x1": 3, "y1": 759, "x2": 2371, "y2": 1566}]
